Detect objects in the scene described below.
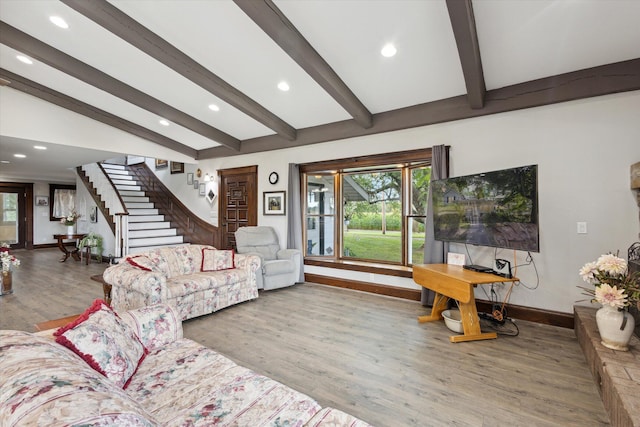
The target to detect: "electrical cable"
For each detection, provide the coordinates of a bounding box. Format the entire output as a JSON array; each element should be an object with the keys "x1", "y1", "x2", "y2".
[{"x1": 516, "y1": 251, "x2": 540, "y2": 290}]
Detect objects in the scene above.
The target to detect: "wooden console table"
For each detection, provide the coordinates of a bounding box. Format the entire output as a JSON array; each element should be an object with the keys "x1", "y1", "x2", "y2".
[
  {"x1": 53, "y1": 234, "x2": 86, "y2": 263},
  {"x1": 413, "y1": 264, "x2": 518, "y2": 343}
]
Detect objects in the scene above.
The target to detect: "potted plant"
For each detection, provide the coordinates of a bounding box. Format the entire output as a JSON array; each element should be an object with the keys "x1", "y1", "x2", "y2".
[
  {"x1": 578, "y1": 252, "x2": 640, "y2": 351},
  {"x1": 78, "y1": 232, "x2": 104, "y2": 263}
]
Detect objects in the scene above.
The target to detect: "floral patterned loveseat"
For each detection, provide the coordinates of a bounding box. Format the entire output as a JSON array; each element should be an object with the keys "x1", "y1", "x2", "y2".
[
  {"x1": 103, "y1": 244, "x2": 261, "y2": 320},
  {"x1": 0, "y1": 302, "x2": 372, "y2": 426}
]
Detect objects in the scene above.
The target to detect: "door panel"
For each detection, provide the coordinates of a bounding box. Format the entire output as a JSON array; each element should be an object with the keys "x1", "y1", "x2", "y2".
[
  {"x1": 218, "y1": 166, "x2": 257, "y2": 249},
  {"x1": 0, "y1": 183, "x2": 33, "y2": 249}
]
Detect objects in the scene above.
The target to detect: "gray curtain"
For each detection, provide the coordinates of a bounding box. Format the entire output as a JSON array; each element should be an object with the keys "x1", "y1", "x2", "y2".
[
  {"x1": 287, "y1": 163, "x2": 305, "y2": 282},
  {"x1": 421, "y1": 145, "x2": 450, "y2": 306}
]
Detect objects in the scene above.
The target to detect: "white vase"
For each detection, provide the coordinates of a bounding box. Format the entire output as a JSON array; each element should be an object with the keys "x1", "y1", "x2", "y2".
[
  {"x1": 66, "y1": 224, "x2": 75, "y2": 235},
  {"x1": 595, "y1": 305, "x2": 635, "y2": 351}
]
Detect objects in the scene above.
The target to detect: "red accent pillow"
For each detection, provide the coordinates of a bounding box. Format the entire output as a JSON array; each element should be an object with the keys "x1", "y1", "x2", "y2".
[
  {"x1": 201, "y1": 248, "x2": 235, "y2": 272},
  {"x1": 126, "y1": 255, "x2": 156, "y2": 271},
  {"x1": 54, "y1": 299, "x2": 147, "y2": 389}
]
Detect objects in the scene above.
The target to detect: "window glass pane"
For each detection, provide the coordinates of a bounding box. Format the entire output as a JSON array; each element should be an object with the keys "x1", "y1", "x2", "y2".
[
  {"x1": 411, "y1": 166, "x2": 431, "y2": 216},
  {"x1": 306, "y1": 216, "x2": 335, "y2": 256},
  {"x1": 307, "y1": 175, "x2": 335, "y2": 215},
  {"x1": 343, "y1": 170, "x2": 402, "y2": 263},
  {"x1": 408, "y1": 217, "x2": 426, "y2": 265}
]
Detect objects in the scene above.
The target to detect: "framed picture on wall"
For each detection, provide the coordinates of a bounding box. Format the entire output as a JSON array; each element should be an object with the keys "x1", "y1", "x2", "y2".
[
  {"x1": 170, "y1": 162, "x2": 184, "y2": 174},
  {"x1": 35, "y1": 195, "x2": 48, "y2": 206},
  {"x1": 187, "y1": 173, "x2": 194, "y2": 185},
  {"x1": 206, "y1": 186, "x2": 216, "y2": 204},
  {"x1": 155, "y1": 159, "x2": 168, "y2": 169},
  {"x1": 264, "y1": 191, "x2": 285, "y2": 215},
  {"x1": 89, "y1": 206, "x2": 98, "y2": 223},
  {"x1": 199, "y1": 183, "x2": 206, "y2": 196}
]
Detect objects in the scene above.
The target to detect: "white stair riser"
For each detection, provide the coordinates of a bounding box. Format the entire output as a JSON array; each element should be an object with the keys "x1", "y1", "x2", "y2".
[
  {"x1": 102, "y1": 164, "x2": 125, "y2": 170},
  {"x1": 119, "y1": 190, "x2": 146, "y2": 197},
  {"x1": 107, "y1": 173, "x2": 131, "y2": 179},
  {"x1": 116, "y1": 185, "x2": 141, "y2": 191},
  {"x1": 129, "y1": 208, "x2": 159, "y2": 215},
  {"x1": 129, "y1": 229, "x2": 177, "y2": 238},
  {"x1": 122, "y1": 196, "x2": 150, "y2": 203},
  {"x1": 129, "y1": 215, "x2": 164, "y2": 222},
  {"x1": 125, "y1": 202, "x2": 155, "y2": 209},
  {"x1": 128, "y1": 222, "x2": 171, "y2": 230}
]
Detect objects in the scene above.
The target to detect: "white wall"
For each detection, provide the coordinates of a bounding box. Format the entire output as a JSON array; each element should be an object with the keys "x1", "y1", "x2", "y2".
[{"x1": 191, "y1": 91, "x2": 640, "y2": 314}]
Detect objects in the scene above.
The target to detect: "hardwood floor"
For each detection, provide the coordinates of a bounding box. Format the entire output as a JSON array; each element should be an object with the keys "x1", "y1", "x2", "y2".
[{"x1": 0, "y1": 248, "x2": 609, "y2": 426}]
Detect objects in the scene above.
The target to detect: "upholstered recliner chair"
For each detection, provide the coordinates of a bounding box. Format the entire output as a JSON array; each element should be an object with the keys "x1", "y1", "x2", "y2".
[{"x1": 234, "y1": 226, "x2": 301, "y2": 290}]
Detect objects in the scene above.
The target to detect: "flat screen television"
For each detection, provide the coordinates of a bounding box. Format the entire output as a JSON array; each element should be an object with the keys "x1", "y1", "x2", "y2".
[{"x1": 431, "y1": 165, "x2": 539, "y2": 252}]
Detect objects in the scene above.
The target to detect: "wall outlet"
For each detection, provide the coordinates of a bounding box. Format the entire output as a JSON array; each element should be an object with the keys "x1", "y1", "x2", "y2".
[{"x1": 577, "y1": 222, "x2": 587, "y2": 234}]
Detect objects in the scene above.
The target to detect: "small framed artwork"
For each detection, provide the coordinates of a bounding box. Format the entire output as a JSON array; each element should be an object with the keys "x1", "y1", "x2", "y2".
[
  {"x1": 155, "y1": 159, "x2": 168, "y2": 169},
  {"x1": 193, "y1": 180, "x2": 199, "y2": 189},
  {"x1": 170, "y1": 161, "x2": 184, "y2": 174},
  {"x1": 199, "y1": 183, "x2": 206, "y2": 196},
  {"x1": 206, "y1": 186, "x2": 217, "y2": 204},
  {"x1": 89, "y1": 206, "x2": 98, "y2": 223},
  {"x1": 35, "y1": 195, "x2": 49, "y2": 206},
  {"x1": 264, "y1": 191, "x2": 286, "y2": 215},
  {"x1": 187, "y1": 173, "x2": 194, "y2": 185}
]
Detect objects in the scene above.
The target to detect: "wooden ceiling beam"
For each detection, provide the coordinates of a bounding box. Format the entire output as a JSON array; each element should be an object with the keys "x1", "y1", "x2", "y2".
[
  {"x1": 61, "y1": 0, "x2": 296, "y2": 142},
  {"x1": 0, "y1": 68, "x2": 198, "y2": 158},
  {"x1": 0, "y1": 21, "x2": 240, "y2": 152},
  {"x1": 446, "y1": 0, "x2": 486, "y2": 109},
  {"x1": 199, "y1": 58, "x2": 640, "y2": 159},
  {"x1": 234, "y1": 0, "x2": 373, "y2": 129}
]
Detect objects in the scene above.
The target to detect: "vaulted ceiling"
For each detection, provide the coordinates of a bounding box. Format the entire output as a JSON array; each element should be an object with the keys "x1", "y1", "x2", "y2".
[{"x1": 1, "y1": 0, "x2": 639, "y2": 181}]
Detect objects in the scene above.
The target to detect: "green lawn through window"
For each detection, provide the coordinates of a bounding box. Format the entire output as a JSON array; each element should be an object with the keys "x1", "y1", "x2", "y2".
[{"x1": 343, "y1": 229, "x2": 425, "y2": 264}]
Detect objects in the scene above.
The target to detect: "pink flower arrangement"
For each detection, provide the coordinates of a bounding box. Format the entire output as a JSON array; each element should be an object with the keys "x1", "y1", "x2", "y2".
[
  {"x1": 579, "y1": 252, "x2": 640, "y2": 310},
  {"x1": 0, "y1": 243, "x2": 20, "y2": 273},
  {"x1": 60, "y1": 211, "x2": 81, "y2": 226}
]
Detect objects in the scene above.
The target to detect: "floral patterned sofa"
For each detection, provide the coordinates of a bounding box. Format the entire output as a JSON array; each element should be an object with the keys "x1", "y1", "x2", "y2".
[
  {"x1": 103, "y1": 244, "x2": 261, "y2": 320},
  {"x1": 0, "y1": 302, "x2": 372, "y2": 426}
]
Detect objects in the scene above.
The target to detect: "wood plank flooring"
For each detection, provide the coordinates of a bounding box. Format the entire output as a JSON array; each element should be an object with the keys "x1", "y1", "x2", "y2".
[{"x1": 0, "y1": 248, "x2": 609, "y2": 426}]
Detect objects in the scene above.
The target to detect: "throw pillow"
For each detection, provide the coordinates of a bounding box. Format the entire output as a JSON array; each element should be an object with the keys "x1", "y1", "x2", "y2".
[
  {"x1": 54, "y1": 299, "x2": 148, "y2": 389},
  {"x1": 201, "y1": 248, "x2": 235, "y2": 272},
  {"x1": 126, "y1": 255, "x2": 157, "y2": 271}
]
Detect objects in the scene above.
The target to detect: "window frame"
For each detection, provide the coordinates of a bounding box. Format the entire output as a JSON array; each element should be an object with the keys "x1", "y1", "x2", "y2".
[{"x1": 300, "y1": 148, "x2": 433, "y2": 267}]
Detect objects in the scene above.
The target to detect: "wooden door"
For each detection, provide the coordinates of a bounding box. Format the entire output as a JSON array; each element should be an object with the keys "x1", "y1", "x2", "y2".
[
  {"x1": 218, "y1": 166, "x2": 257, "y2": 249},
  {"x1": 0, "y1": 182, "x2": 33, "y2": 249}
]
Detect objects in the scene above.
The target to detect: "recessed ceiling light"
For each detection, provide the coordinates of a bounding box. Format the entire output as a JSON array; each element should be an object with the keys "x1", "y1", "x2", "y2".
[
  {"x1": 0, "y1": 160, "x2": 10, "y2": 164},
  {"x1": 16, "y1": 55, "x2": 33, "y2": 65},
  {"x1": 381, "y1": 43, "x2": 397, "y2": 58},
  {"x1": 277, "y1": 81, "x2": 290, "y2": 92},
  {"x1": 14, "y1": 154, "x2": 26, "y2": 158},
  {"x1": 208, "y1": 104, "x2": 220, "y2": 112},
  {"x1": 34, "y1": 145, "x2": 47, "y2": 150},
  {"x1": 49, "y1": 16, "x2": 69, "y2": 29},
  {"x1": 159, "y1": 119, "x2": 170, "y2": 126}
]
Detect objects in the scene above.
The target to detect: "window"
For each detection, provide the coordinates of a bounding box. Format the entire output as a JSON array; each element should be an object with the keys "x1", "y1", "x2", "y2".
[
  {"x1": 301, "y1": 149, "x2": 432, "y2": 267},
  {"x1": 49, "y1": 184, "x2": 77, "y2": 221}
]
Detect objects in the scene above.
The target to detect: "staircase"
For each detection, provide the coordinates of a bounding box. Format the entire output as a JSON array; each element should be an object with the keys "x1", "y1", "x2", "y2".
[{"x1": 102, "y1": 164, "x2": 184, "y2": 254}]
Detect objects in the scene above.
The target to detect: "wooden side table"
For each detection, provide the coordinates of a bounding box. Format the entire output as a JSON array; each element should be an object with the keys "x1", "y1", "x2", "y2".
[
  {"x1": 413, "y1": 264, "x2": 518, "y2": 343},
  {"x1": 53, "y1": 234, "x2": 87, "y2": 262}
]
